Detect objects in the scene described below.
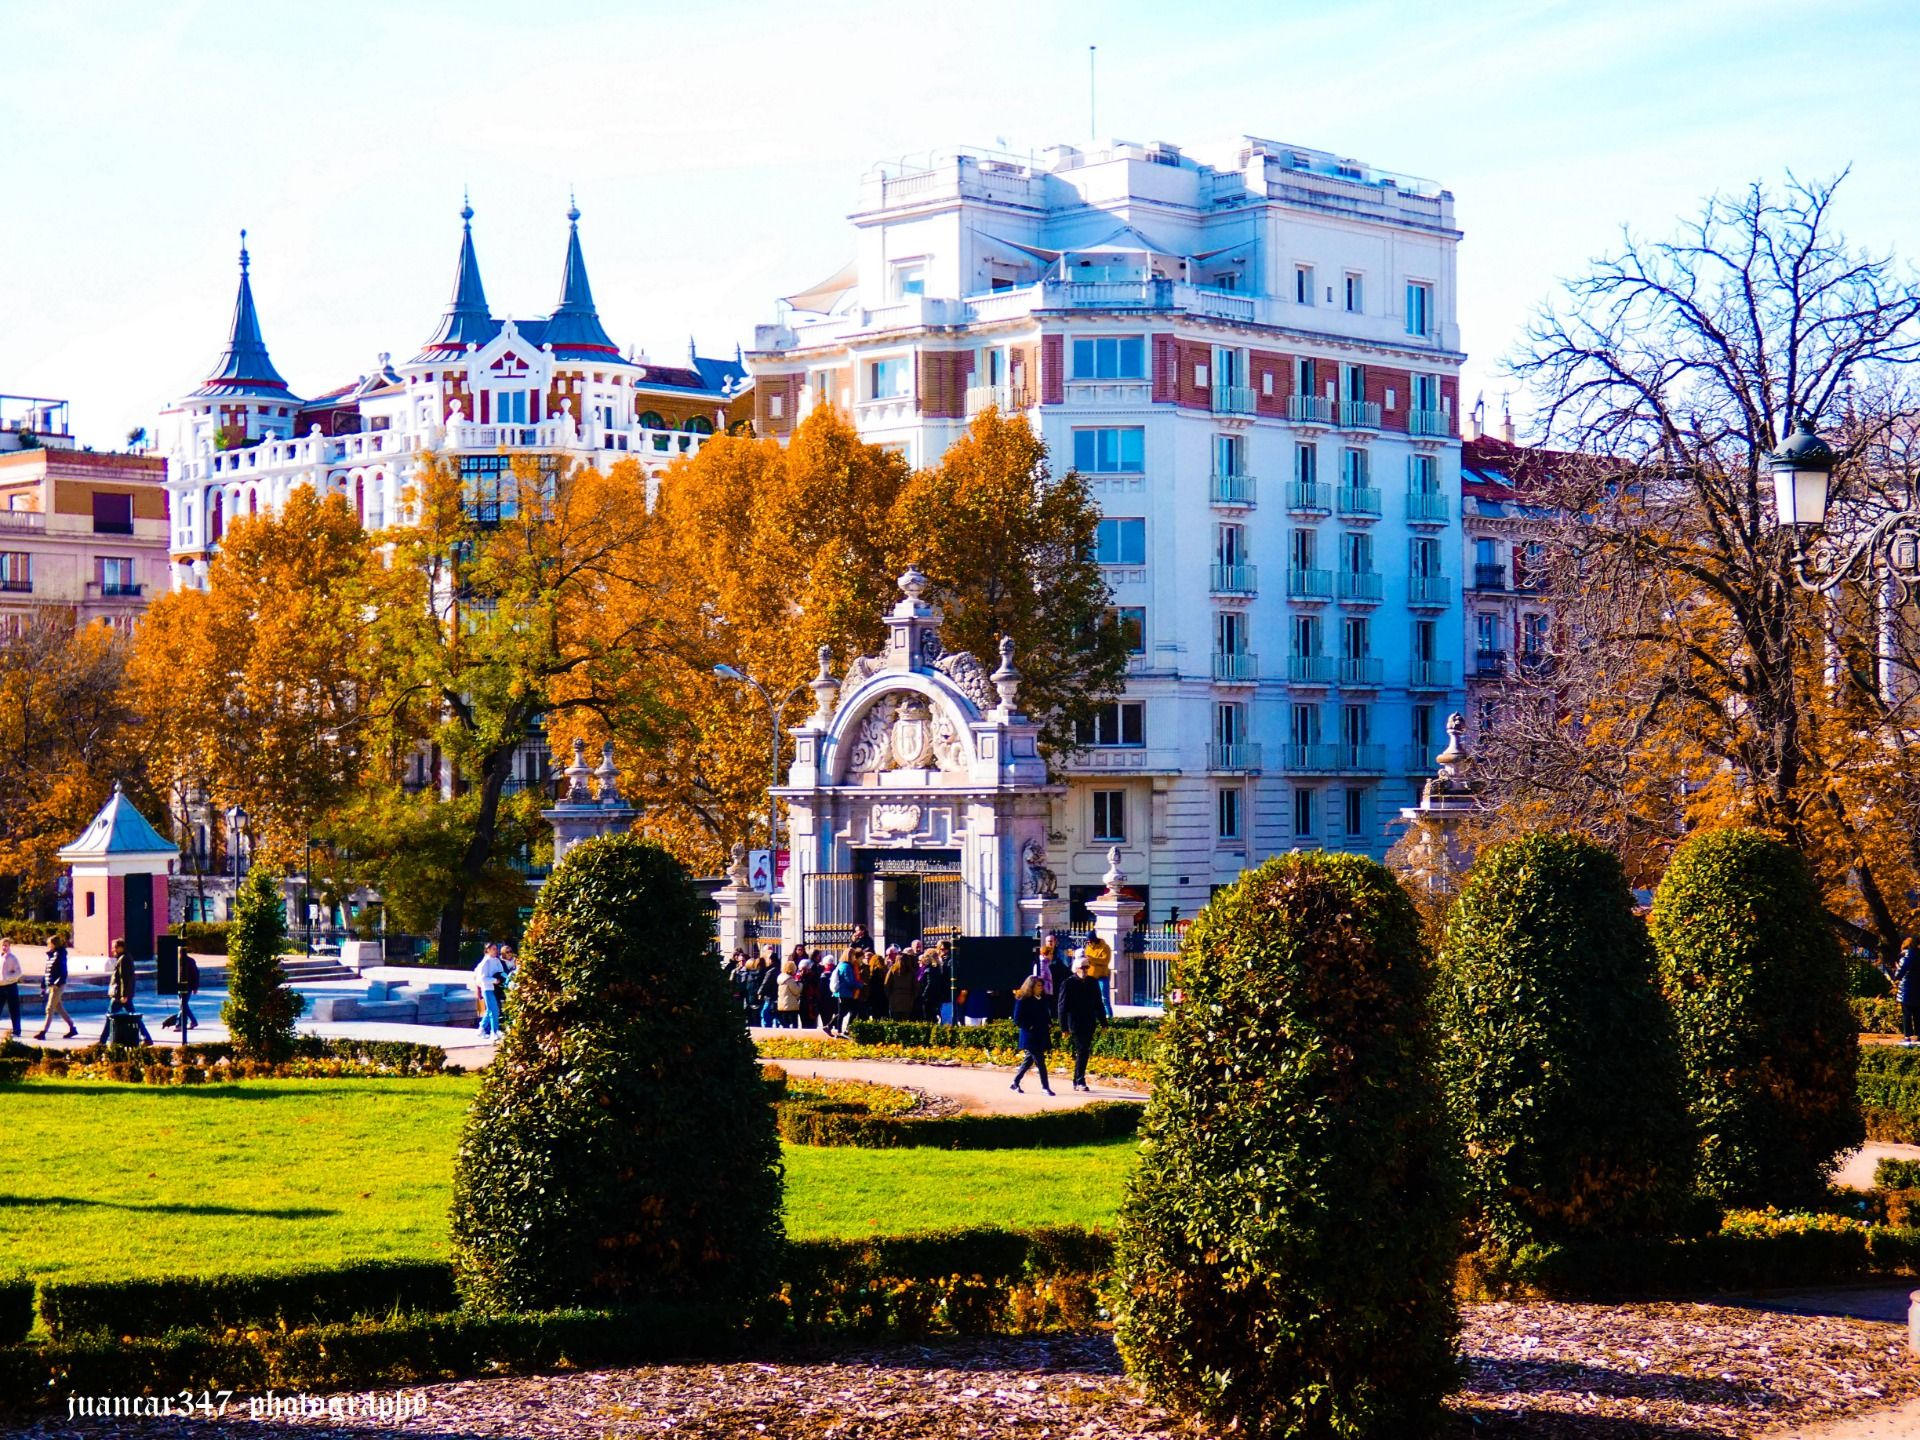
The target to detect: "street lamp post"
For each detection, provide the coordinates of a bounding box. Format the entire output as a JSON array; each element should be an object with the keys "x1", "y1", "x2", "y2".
[
  {"x1": 227, "y1": 805, "x2": 245, "y2": 923},
  {"x1": 713, "y1": 663, "x2": 810, "y2": 886},
  {"x1": 1768, "y1": 415, "x2": 1920, "y2": 588}
]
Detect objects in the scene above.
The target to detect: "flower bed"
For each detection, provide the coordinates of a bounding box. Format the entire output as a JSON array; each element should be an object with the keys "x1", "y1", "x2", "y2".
[{"x1": 0, "y1": 1037, "x2": 451, "y2": 1083}]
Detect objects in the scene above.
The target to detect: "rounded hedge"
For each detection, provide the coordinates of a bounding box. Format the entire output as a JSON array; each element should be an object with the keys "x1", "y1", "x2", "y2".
[
  {"x1": 449, "y1": 834, "x2": 783, "y2": 1314},
  {"x1": 1436, "y1": 833, "x2": 1695, "y2": 1251},
  {"x1": 1113, "y1": 851, "x2": 1459, "y2": 1439},
  {"x1": 1649, "y1": 827, "x2": 1862, "y2": 1206}
]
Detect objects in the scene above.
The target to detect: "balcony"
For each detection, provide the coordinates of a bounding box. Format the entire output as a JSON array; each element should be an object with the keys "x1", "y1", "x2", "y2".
[
  {"x1": 1409, "y1": 409, "x2": 1452, "y2": 438},
  {"x1": 1406, "y1": 491, "x2": 1450, "y2": 525},
  {"x1": 1338, "y1": 571, "x2": 1384, "y2": 604},
  {"x1": 1336, "y1": 399, "x2": 1382, "y2": 429},
  {"x1": 1473, "y1": 649, "x2": 1508, "y2": 678},
  {"x1": 1207, "y1": 741, "x2": 1263, "y2": 772},
  {"x1": 1404, "y1": 744, "x2": 1438, "y2": 774},
  {"x1": 1473, "y1": 562, "x2": 1508, "y2": 591},
  {"x1": 0, "y1": 578, "x2": 31, "y2": 594},
  {"x1": 1209, "y1": 472, "x2": 1256, "y2": 506},
  {"x1": 1286, "y1": 481, "x2": 1332, "y2": 513},
  {"x1": 1283, "y1": 742, "x2": 1387, "y2": 773},
  {"x1": 1286, "y1": 567, "x2": 1333, "y2": 601},
  {"x1": 1287, "y1": 654, "x2": 1335, "y2": 685},
  {"x1": 1410, "y1": 660, "x2": 1453, "y2": 689},
  {"x1": 1288, "y1": 394, "x2": 1333, "y2": 425},
  {"x1": 1517, "y1": 649, "x2": 1555, "y2": 677},
  {"x1": 1212, "y1": 651, "x2": 1258, "y2": 683},
  {"x1": 1336, "y1": 486, "x2": 1382, "y2": 518},
  {"x1": 0, "y1": 511, "x2": 45, "y2": 532},
  {"x1": 965, "y1": 383, "x2": 1031, "y2": 415},
  {"x1": 1407, "y1": 575, "x2": 1451, "y2": 607},
  {"x1": 90, "y1": 581, "x2": 145, "y2": 600},
  {"x1": 1210, "y1": 563, "x2": 1257, "y2": 595},
  {"x1": 1341, "y1": 656, "x2": 1384, "y2": 687},
  {"x1": 1213, "y1": 385, "x2": 1257, "y2": 416}
]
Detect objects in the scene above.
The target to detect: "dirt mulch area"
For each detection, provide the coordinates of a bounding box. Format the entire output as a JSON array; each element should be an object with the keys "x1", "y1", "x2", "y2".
[{"x1": 12, "y1": 1303, "x2": 1918, "y2": 1439}]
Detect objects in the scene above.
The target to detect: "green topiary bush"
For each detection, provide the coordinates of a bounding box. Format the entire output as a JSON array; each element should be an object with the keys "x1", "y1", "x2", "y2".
[
  {"x1": 1113, "y1": 851, "x2": 1459, "y2": 1439},
  {"x1": 1649, "y1": 828, "x2": 1862, "y2": 1206},
  {"x1": 220, "y1": 867, "x2": 304, "y2": 1063},
  {"x1": 449, "y1": 834, "x2": 782, "y2": 1315},
  {"x1": 1436, "y1": 833, "x2": 1696, "y2": 1252}
]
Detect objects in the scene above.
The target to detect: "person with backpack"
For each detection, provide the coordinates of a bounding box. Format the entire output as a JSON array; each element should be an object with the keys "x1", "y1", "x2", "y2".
[
  {"x1": 825, "y1": 948, "x2": 859, "y2": 1036},
  {"x1": 33, "y1": 931, "x2": 76, "y2": 1041}
]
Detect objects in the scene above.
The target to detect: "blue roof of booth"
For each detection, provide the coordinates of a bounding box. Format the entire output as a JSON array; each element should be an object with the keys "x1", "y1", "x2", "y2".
[{"x1": 58, "y1": 783, "x2": 179, "y2": 861}]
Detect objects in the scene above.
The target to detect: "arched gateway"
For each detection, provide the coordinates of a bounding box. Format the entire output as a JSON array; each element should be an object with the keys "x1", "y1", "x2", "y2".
[{"x1": 776, "y1": 569, "x2": 1062, "y2": 951}]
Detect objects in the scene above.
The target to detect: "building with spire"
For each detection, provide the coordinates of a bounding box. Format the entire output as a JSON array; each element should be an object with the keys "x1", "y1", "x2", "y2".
[{"x1": 159, "y1": 202, "x2": 752, "y2": 590}]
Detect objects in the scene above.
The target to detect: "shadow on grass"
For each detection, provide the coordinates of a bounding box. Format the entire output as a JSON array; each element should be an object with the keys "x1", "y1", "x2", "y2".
[
  {"x1": 0, "y1": 1194, "x2": 338, "y2": 1220},
  {"x1": 6, "y1": 1081, "x2": 431, "y2": 1100}
]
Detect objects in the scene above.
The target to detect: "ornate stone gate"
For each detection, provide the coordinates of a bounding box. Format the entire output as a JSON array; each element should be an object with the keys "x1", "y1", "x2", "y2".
[{"x1": 776, "y1": 569, "x2": 1061, "y2": 950}]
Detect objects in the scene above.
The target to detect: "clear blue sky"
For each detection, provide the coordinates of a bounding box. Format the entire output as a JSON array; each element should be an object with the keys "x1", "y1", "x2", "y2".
[{"x1": 2, "y1": 0, "x2": 1914, "y2": 447}]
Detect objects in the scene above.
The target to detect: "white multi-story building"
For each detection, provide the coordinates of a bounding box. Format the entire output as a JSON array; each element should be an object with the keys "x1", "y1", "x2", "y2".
[
  {"x1": 159, "y1": 202, "x2": 751, "y2": 592},
  {"x1": 747, "y1": 137, "x2": 1468, "y2": 922}
]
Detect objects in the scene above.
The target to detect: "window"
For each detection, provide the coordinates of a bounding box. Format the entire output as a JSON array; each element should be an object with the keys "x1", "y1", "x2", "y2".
[
  {"x1": 1409, "y1": 453, "x2": 1439, "y2": 493},
  {"x1": 1341, "y1": 703, "x2": 1370, "y2": 747},
  {"x1": 1077, "y1": 701, "x2": 1144, "y2": 747},
  {"x1": 869, "y1": 357, "x2": 911, "y2": 400},
  {"x1": 1292, "y1": 613, "x2": 1322, "y2": 657},
  {"x1": 1290, "y1": 703, "x2": 1321, "y2": 745},
  {"x1": 1294, "y1": 787, "x2": 1316, "y2": 837},
  {"x1": 1295, "y1": 442, "x2": 1318, "y2": 485},
  {"x1": 85, "y1": 890, "x2": 96, "y2": 918},
  {"x1": 1216, "y1": 610, "x2": 1249, "y2": 655},
  {"x1": 1295, "y1": 357, "x2": 1317, "y2": 394},
  {"x1": 1475, "y1": 612, "x2": 1500, "y2": 653},
  {"x1": 1342, "y1": 615, "x2": 1370, "y2": 657},
  {"x1": 1295, "y1": 265, "x2": 1315, "y2": 305},
  {"x1": 1341, "y1": 448, "x2": 1369, "y2": 487},
  {"x1": 98, "y1": 556, "x2": 136, "y2": 594},
  {"x1": 638, "y1": 410, "x2": 665, "y2": 431},
  {"x1": 1073, "y1": 427, "x2": 1145, "y2": 473},
  {"x1": 768, "y1": 394, "x2": 784, "y2": 419},
  {"x1": 1344, "y1": 273, "x2": 1363, "y2": 312},
  {"x1": 1522, "y1": 613, "x2": 1550, "y2": 655},
  {"x1": 1094, "y1": 517, "x2": 1146, "y2": 565},
  {"x1": 0, "y1": 551, "x2": 29, "y2": 591},
  {"x1": 1341, "y1": 531, "x2": 1373, "y2": 574},
  {"x1": 1342, "y1": 364, "x2": 1366, "y2": 403},
  {"x1": 1411, "y1": 536, "x2": 1442, "y2": 577},
  {"x1": 893, "y1": 262, "x2": 926, "y2": 298},
  {"x1": 1215, "y1": 701, "x2": 1247, "y2": 745},
  {"x1": 1217, "y1": 787, "x2": 1243, "y2": 842},
  {"x1": 1213, "y1": 346, "x2": 1245, "y2": 388},
  {"x1": 1115, "y1": 606, "x2": 1146, "y2": 654},
  {"x1": 1072, "y1": 336, "x2": 1146, "y2": 379},
  {"x1": 1475, "y1": 537, "x2": 1498, "y2": 567},
  {"x1": 1092, "y1": 790, "x2": 1127, "y2": 843},
  {"x1": 496, "y1": 390, "x2": 529, "y2": 424},
  {"x1": 1406, "y1": 281, "x2": 1434, "y2": 337},
  {"x1": 1412, "y1": 705, "x2": 1435, "y2": 754},
  {"x1": 1290, "y1": 527, "x2": 1317, "y2": 571},
  {"x1": 1413, "y1": 619, "x2": 1438, "y2": 662},
  {"x1": 1216, "y1": 523, "x2": 1247, "y2": 567},
  {"x1": 1411, "y1": 373, "x2": 1441, "y2": 413},
  {"x1": 91, "y1": 491, "x2": 134, "y2": 535},
  {"x1": 1213, "y1": 434, "x2": 1245, "y2": 476},
  {"x1": 1345, "y1": 786, "x2": 1367, "y2": 837}
]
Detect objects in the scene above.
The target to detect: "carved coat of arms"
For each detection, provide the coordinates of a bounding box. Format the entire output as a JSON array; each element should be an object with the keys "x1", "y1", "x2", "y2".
[{"x1": 890, "y1": 696, "x2": 935, "y2": 769}]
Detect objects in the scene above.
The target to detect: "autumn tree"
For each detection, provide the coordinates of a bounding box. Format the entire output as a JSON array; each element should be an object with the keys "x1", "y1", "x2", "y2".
[
  {"x1": 1479, "y1": 174, "x2": 1920, "y2": 952},
  {"x1": 890, "y1": 407, "x2": 1130, "y2": 756},
  {"x1": 0, "y1": 617, "x2": 144, "y2": 914}
]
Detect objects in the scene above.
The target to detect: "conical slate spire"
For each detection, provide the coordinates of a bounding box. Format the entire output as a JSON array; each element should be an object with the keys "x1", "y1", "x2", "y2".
[
  {"x1": 541, "y1": 198, "x2": 618, "y2": 355},
  {"x1": 199, "y1": 230, "x2": 292, "y2": 394},
  {"x1": 422, "y1": 196, "x2": 496, "y2": 351}
]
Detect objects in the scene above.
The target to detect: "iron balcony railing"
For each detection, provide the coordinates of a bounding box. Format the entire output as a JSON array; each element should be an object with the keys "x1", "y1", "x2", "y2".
[
  {"x1": 1341, "y1": 656, "x2": 1384, "y2": 686},
  {"x1": 0, "y1": 578, "x2": 31, "y2": 593},
  {"x1": 1408, "y1": 575, "x2": 1451, "y2": 606},
  {"x1": 1210, "y1": 563, "x2": 1257, "y2": 595},
  {"x1": 1282, "y1": 742, "x2": 1387, "y2": 773},
  {"x1": 964, "y1": 383, "x2": 1031, "y2": 415},
  {"x1": 1474, "y1": 649, "x2": 1508, "y2": 678},
  {"x1": 1409, "y1": 408, "x2": 1452, "y2": 437},
  {"x1": 1287, "y1": 567, "x2": 1333, "y2": 600},
  {"x1": 1288, "y1": 394, "x2": 1333, "y2": 424},
  {"x1": 1336, "y1": 485, "x2": 1381, "y2": 517},
  {"x1": 1338, "y1": 570, "x2": 1383, "y2": 603},
  {"x1": 1404, "y1": 744, "x2": 1438, "y2": 773},
  {"x1": 1406, "y1": 490, "x2": 1450, "y2": 524},
  {"x1": 1287, "y1": 654, "x2": 1335, "y2": 685},
  {"x1": 1207, "y1": 741, "x2": 1263, "y2": 772},
  {"x1": 1337, "y1": 399, "x2": 1382, "y2": 429},
  {"x1": 1473, "y1": 562, "x2": 1508, "y2": 591},
  {"x1": 1410, "y1": 659, "x2": 1453, "y2": 688},
  {"x1": 1213, "y1": 384, "x2": 1257, "y2": 415},
  {"x1": 1286, "y1": 480, "x2": 1332, "y2": 512},
  {"x1": 1209, "y1": 472, "x2": 1256, "y2": 505},
  {"x1": 1212, "y1": 651, "x2": 1258, "y2": 683}
]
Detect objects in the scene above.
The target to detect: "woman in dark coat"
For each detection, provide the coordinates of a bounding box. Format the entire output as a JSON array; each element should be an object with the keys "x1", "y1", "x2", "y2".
[
  {"x1": 1896, "y1": 938, "x2": 1919, "y2": 1046},
  {"x1": 1008, "y1": 975, "x2": 1055, "y2": 1096}
]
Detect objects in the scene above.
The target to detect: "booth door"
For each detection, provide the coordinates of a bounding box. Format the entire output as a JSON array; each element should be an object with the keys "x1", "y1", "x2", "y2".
[{"x1": 123, "y1": 874, "x2": 155, "y2": 961}]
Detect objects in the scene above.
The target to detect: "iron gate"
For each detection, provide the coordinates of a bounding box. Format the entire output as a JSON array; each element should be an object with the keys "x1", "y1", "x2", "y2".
[
  {"x1": 920, "y1": 870, "x2": 963, "y2": 939},
  {"x1": 804, "y1": 870, "x2": 864, "y2": 947}
]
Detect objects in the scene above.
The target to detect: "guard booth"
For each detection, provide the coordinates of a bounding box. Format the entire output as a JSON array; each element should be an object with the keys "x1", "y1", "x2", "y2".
[
  {"x1": 778, "y1": 569, "x2": 1064, "y2": 951},
  {"x1": 58, "y1": 781, "x2": 179, "y2": 961}
]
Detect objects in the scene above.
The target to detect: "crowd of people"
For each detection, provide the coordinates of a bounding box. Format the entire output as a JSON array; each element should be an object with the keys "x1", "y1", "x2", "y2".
[{"x1": 727, "y1": 925, "x2": 1116, "y2": 1095}]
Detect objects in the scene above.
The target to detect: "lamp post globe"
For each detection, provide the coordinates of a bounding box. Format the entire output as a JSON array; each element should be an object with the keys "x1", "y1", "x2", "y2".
[{"x1": 1768, "y1": 416, "x2": 1836, "y2": 530}]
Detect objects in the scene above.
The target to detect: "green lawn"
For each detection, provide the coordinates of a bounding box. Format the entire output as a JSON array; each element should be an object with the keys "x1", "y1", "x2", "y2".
[{"x1": 0, "y1": 1078, "x2": 1135, "y2": 1282}]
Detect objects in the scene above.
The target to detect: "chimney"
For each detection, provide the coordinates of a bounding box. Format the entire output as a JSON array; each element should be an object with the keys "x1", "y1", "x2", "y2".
[{"x1": 1500, "y1": 394, "x2": 1515, "y2": 445}]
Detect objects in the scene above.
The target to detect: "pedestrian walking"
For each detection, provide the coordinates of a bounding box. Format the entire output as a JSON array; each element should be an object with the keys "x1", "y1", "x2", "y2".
[
  {"x1": 1897, "y1": 938, "x2": 1920, "y2": 1046},
  {"x1": 1058, "y1": 955, "x2": 1104, "y2": 1092},
  {"x1": 918, "y1": 948, "x2": 952, "y2": 1025},
  {"x1": 33, "y1": 930, "x2": 77, "y2": 1041},
  {"x1": 794, "y1": 946, "x2": 821, "y2": 1029},
  {"x1": 826, "y1": 948, "x2": 859, "y2": 1035},
  {"x1": 885, "y1": 948, "x2": 918, "y2": 1020},
  {"x1": 757, "y1": 948, "x2": 784, "y2": 1028},
  {"x1": 1008, "y1": 975, "x2": 1055, "y2": 1096},
  {"x1": 864, "y1": 950, "x2": 891, "y2": 1020},
  {"x1": 164, "y1": 947, "x2": 203, "y2": 1031},
  {"x1": 775, "y1": 958, "x2": 803, "y2": 1028},
  {"x1": 1082, "y1": 933, "x2": 1115, "y2": 1018},
  {"x1": 472, "y1": 943, "x2": 506, "y2": 1037},
  {"x1": 98, "y1": 939, "x2": 154, "y2": 1045},
  {"x1": 0, "y1": 938, "x2": 22, "y2": 1038}
]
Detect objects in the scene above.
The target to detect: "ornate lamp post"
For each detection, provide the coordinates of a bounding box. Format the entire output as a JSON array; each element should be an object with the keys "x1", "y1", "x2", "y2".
[
  {"x1": 1768, "y1": 415, "x2": 1920, "y2": 587},
  {"x1": 713, "y1": 663, "x2": 810, "y2": 882}
]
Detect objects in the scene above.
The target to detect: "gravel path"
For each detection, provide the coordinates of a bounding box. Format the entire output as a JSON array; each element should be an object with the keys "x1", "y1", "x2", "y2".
[
  {"x1": 764, "y1": 1056, "x2": 1145, "y2": 1115},
  {"x1": 13, "y1": 1302, "x2": 1919, "y2": 1440}
]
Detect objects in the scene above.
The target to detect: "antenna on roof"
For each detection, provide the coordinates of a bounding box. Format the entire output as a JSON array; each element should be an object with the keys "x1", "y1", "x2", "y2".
[{"x1": 689, "y1": 335, "x2": 697, "y2": 363}]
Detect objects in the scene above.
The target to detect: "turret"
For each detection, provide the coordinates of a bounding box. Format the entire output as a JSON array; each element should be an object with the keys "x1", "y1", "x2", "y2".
[
  {"x1": 540, "y1": 199, "x2": 618, "y2": 357},
  {"x1": 419, "y1": 196, "x2": 497, "y2": 356},
  {"x1": 187, "y1": 231, "x2": 300, "y2": 445}
]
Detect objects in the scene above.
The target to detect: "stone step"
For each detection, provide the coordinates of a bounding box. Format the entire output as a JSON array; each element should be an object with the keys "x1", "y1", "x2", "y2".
[{"x1": 278, "y1": 957, "x2": 357, "y2": 983}]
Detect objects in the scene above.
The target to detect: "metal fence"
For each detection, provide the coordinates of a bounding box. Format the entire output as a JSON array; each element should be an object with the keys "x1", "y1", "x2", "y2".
[{"x1": 1129, "y1": 922, "x2": 1185, "y2": 1007}]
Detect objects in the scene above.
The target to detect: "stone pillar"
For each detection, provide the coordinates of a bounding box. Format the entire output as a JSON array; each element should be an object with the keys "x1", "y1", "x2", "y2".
[
  {"x1": 1085, "y1": 846, "x2": 1144, "y2": 1009},
  {"x1": 714, "y1": 844, "x2": 761, "y2": 958}
]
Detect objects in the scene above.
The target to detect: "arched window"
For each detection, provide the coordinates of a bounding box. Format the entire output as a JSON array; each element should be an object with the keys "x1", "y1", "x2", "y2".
[
  {"x1": 683, "y1": 415, "x2": 715, "y2": 435},
  {"x1": 207, "y1": 490, "x2": 224, "y2": 543},
  {"x1": 637, "y1": 410, "x2": 665, "y2": 431}
]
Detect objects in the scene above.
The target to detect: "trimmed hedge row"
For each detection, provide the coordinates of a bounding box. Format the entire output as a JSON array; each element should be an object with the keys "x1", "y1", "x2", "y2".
[
  {"x1": 0, "y1": 920, "x2": 69, "y2": 945},
  {"x1": 171, "y1": 921, "x2": 233, "y2": 953},
  {"x1": 776, "y1": 1099, "x2": 1141, "y2": 1150},
  {"x1": 3, "y1": 1037, "x2": 451, "y2": 1082},
  {"x1": 39, "y1": 1260, "x2": 457, "y2": 1342},
  {"x1": 0, "y1": 1058, "x2": 26, "y2": 1085},
  {"x1": 845, "y1": 1019, "x2": 1159, "y2": 1062},
  {"x1": 1875, "y1": 1158, "x2": 1920, "y2": 1190},
  {"x1": 1855, "y1": 997, "x2": 1902, "y2": 1034},
  {"x1": 0, "y1": 1276, "x2": 30, "y2": 1346},
  {"x1": 1858, "y1": 1045, "x2": 1920, "y2": 1143}
]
